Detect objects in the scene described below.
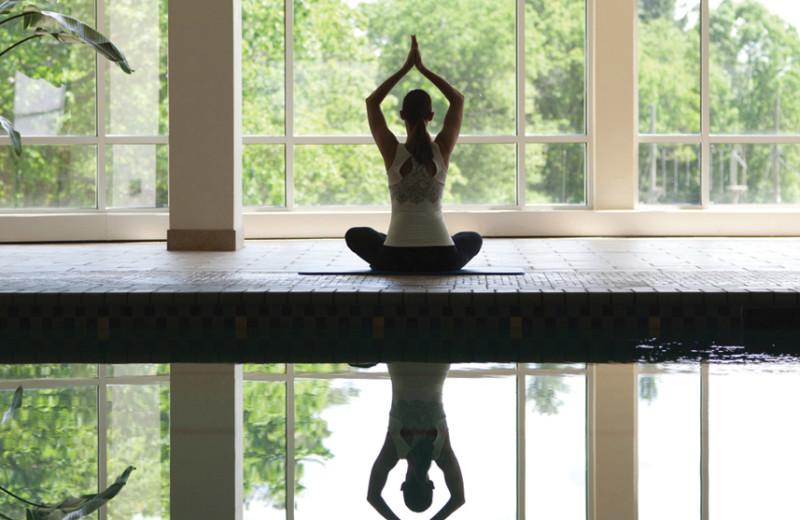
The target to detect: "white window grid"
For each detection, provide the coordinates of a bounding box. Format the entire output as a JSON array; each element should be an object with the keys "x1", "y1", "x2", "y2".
[
  {"x1": 0, "y1": 366, "x2": 169, "y2": 520},
  {"x1": 242, "y1": 0, "x2": 593, "y2": 211},
  {"x1": 0, "y1": 363, "x2": 590, "y2": 520},
  {"x1": 0, "y1": 0, "x2": 169, "y2": 214},
  {"x1": 245, "y1": 363, "x2": 591, "y2": 520},
  {"x1": 637, "y1": 0, "x2": 800, "y2": 209}
]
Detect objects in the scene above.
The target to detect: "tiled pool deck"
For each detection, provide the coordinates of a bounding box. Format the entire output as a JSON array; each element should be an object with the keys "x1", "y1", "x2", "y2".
[{"x1": 1, "y1": 238, "x2": 799, "y2": 364}]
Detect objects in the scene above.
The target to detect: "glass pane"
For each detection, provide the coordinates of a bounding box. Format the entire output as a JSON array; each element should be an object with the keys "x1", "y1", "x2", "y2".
[
  {"x1": 527, "y1": 363, "x2": 586, "y2": 370},
  {"x1": 445, "y1": 375, "x2": 516, "y2": 519},
  {"x1": 448, "y1": 143, "x2": 516, "y2": 206},
  {"x1": 294, "y1": 144, "x2": 385, "y2": 206},
  {"x1": 104, "y1": 0, "x2": 169, "y2": 135},
  {"x1": 0, "y1": 0, "x2": 96, "y2": 136},
  {"x1": 0, "y1": 386, "x2": 98, "y2": 519},
  {"x1": 0, "y1": 364, "x2": 97, "y2": 379},
  {"x1": 244, "y1": 380, "x2": 287, "y2": 520},
  {"x1": 295, "y1": 0, "x2": 515, "y2": 136},
  {"x1": 107, "y1": 383, "x2": 170, "y2": 520},
  {"x1": 295, "y1": 363, "x2": 378, "y2": 374},
  {"x1": 450, "y1": 362, "x2": 516, "y2": 371},
  {"x1": 295, "y1": 143, "x2": 515, "y2": 207},
  {"x1": 294, "y1": 371, "x2": 516, "y2": 520},
  {"x1": 638, "y1": 0, "x2": 700, "y2": 134},
  {"x1": 638, "y1": 366, "x2": 700, "y2": 520},
  {"x1": 242, "y1": 0, "x2": 284, "y2": 136},
  {"x1": 293, "y1": 378, "x2": 388, "y2": 519},
  {"x1": 243, "y1": 145, "x2": 285, "y2": 207},
  {"x1": 526, "y1": 143, "x2": 586, "y2": 205},
  {"x1": 525, "y1": 373, "x2": 586, "y2": 519},
  {"x1": 106, "y1": 144, "x2": 168, "y2": 208},
  {"x1": 710, "y1": 143, "x2": 800, "y2": 204},
  {"x1": 709, "y1": 364, "x2": 800, "y2": 518},
  {"x1": 526, "y1": 0, "x2": 587, "y2": 135},
  {"x1": 108, "y1": 364, "x2": 169, "y2": 377},
  {"x1": 638, "y1": 143, "x2": 700, "y2": 204},
  {"x1": 243, "y1": 364, "x2": 286, "y2": 375},
  {"x1": 710, "y1": 0, "x2": 800, "y2": 134},
  {"x1": 0, "y1": 145, "x2": 96, "y2": 209}
]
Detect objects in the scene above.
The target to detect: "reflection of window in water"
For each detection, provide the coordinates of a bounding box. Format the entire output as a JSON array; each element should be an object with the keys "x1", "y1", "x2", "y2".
[
  {"x1": 243, "y1": 363, "x2": 586, "y2": 520},
  {"x1": 639, "y1": 363, "x2": 800, "y2": 520},
  {"x1": 5, "y1": 362, "x2": 799, "y2": 519}
]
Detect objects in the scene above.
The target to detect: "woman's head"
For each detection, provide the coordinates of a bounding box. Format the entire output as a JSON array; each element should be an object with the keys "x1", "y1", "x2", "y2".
[
  {"x1": 401, "y1": 475, "x2": 434, "y2": 512},
  {"x1": 401, "y1": 438, "x2": 435, "y2": 512},
  {"x1": 401, "y1": 89, "x2": 433, "y2": 125},
  {"x1": 401, "y1": 89, "x2": 434, "y2": 164}
]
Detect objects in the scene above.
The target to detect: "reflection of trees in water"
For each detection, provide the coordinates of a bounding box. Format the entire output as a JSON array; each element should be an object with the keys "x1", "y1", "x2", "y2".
[
  {"x1": 0, "y1": 386, "x2": 98, "y2": 519},
  {"x1": 639, "y1": 374, "x2": 659, "y2": 404},
  {"x1": 527, "y1": 375, "x2": 569, "y2": 416},
  {"x1": 640, "y1": 0, "x2": 800, "y2": 204},
  {"x1": 1, "y1": 363, "x2": 360, "y2": 517},
  {"x1": 243, "y1": 364, "x2": 359, "y2": 510},
  {"x1": 0, "y1": 365, "x2": 170, "y2": 520}
]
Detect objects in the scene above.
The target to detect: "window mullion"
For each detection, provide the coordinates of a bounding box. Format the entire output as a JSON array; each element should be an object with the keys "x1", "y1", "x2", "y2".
[
  {"x1": 96, "y1": 0, "x2": 108, "y2": 212},
  {"x1": 286, "y1": 364, "x2": 296, "y2": 520},
  {"x1": 700, "y1": 0, "x2": 711, "y2": 208},
  {"x1": 516, "y1": 364, "x2": 526, "y2": 520},
  {"x1": 700, "y1": 362, "x2": 710, "y2": 520},
  {"x1": 516, "y1": 0, "x2": 526, "y2": 209},
  {"x1": 285, "y1": 0, "x2": 295, "y2": 211},
  {"x1": 97, "y1": 364, "x2": 109, "y2": 520}
]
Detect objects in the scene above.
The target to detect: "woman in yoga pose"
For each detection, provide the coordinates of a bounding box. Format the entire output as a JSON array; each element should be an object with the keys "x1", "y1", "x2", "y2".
[
  {"x1": 345, "y1": 36, "x2": 482, "y2": 272},
  {"x1": 367, "y1": 363, "x2": 465, "y2": 520}
]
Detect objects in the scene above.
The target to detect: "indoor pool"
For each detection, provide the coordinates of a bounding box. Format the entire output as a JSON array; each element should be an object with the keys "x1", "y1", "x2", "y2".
[{"x1": 1, "y1": 357, "x2": 798, "y2": 520}]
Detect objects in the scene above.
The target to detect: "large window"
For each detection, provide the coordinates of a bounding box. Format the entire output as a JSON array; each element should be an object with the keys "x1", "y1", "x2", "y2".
[
  {"x1": 242, "y1": 363, "x2": 587, "y2": 520},
  {"x1": 638, "y1": 0, "x2": 800, "y2": 206},
  {"x1": 241, "y1": 0, "x2": 588, "y2": 209},
  {"x1": 0, "y1": 365, "x2": 170, "y2": 520},
  {"x1": 0, "y1": 0, "x2": 168, "y2": 211},
  {"x1": 638, "y1": 363, "x2": 800, "y2": 519},
  {"x1": 1, "y1": 363, "x2": 587, "y2": 520}
]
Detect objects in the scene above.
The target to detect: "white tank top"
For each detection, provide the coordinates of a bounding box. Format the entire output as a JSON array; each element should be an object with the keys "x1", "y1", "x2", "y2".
[
  {"x1": 387, "y1": 363, "x2": 450, "y2": 460},
  {"x1": 384, "y1": 143, "x2": 454, "y2": 247}
]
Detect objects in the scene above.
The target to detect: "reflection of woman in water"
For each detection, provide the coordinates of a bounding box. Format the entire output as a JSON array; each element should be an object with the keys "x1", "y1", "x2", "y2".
[
  {"x1": 345, "y1": 35, "x2": 482, "y2": 272},
  {"x1": 367, "y1": 363, "x2": 465, "y2": 520}
]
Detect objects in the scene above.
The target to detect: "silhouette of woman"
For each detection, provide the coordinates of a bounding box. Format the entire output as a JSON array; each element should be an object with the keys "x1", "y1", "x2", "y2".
[
  {"x1": 367, "y1": 363, "x2": 465, "y2": 520},
  {"x1": 345, "y1": 35, "x2": 482, "y2": 272}
]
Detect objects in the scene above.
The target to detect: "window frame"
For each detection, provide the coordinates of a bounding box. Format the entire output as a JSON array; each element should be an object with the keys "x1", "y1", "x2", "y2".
[
  {"x1": 637, "y1": 0, "x2": 800, "y2": 209},
  {"x1": 2, "y1": 0, "x2": 800, "y2": 242},
  {"x1": 242, "y1": 0, "x2": 591, "y2": 211},
  {"x1": 0, "y1": 0, "x2": 168, "y2": 216}
]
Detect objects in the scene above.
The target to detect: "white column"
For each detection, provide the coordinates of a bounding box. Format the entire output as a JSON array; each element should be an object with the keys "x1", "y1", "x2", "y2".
[
  {"x1": 592, "y1": 0, "x2": 638, "y2": 210},
  {"x1": 591, "y1": 363, "x2": 638, "y2": 520},
  {"x1": 167, "y1": 0, "x2": 243, "y2": 251},
  {"x1": 170, "y1": 364, "x2": 243, "y2": 520}
]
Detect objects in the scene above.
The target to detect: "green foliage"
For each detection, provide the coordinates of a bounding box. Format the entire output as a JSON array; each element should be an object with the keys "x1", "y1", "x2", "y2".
[
  {"x1": 242, "y1": 0, "x2": 587, "y2": 207},
  {"x1": 242, "y1": 374, "x2": 359, "y2": 510},
  {"x1": 1, "y1": 387, "x2": 134, "y2": 520},
  {"x1": 526, "y1": 375, "x2": 569, "y2": 415},
  {"x1": 639, "y1": 0, "x2": 800, "y2": 204}
]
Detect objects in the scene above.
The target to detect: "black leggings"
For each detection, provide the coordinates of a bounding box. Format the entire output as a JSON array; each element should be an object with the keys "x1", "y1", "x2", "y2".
[{"x1": 345, "y1": 227, "x2": 483, "y2": 272}]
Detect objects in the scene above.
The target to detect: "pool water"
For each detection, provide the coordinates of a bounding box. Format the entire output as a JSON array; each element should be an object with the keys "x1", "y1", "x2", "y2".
[{"x1": 2, "y1": 360, "x2": 799, "y2": 520}]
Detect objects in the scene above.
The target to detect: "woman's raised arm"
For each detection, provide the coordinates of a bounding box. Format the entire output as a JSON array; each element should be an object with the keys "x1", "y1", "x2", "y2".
[
  {"x1": 367, "y1": 37, "x2": 417, "y2": 168},
  {"x1": 367, "y1": 433, "x2": 402, "y2": 520},
  {"x1": 413, "y1": 39, "x2": 464, "y2": 165}
]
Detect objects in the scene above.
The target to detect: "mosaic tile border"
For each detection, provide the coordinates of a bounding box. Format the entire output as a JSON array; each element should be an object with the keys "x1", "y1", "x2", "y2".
[{"x1": 1, "y1": 289, "x2": 798, "y2": 363}]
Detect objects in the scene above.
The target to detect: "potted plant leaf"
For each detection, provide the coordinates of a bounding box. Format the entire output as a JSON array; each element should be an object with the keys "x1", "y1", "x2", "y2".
[
  {"x1": 1, "y1": 386, "x2": 135, "y2": 520},
  {"x1": 0, "y1": 0, "x2": 133, "y2": 156}
]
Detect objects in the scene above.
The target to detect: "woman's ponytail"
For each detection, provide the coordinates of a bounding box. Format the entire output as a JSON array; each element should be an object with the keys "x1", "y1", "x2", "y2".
[{"x1": 403, "y1": 89, "x2": 434, "y2": 165}]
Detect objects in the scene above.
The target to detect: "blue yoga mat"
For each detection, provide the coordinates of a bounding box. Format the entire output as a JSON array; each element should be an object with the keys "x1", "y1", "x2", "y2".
[{"x1": 299, "y1": 267, "x2": 524, "y2": 275}]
